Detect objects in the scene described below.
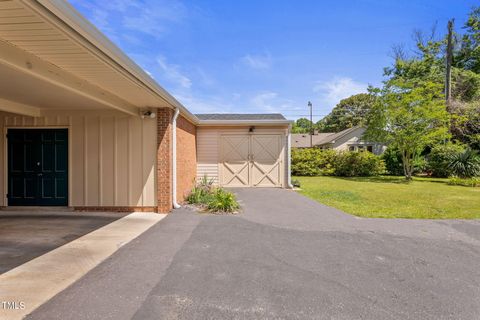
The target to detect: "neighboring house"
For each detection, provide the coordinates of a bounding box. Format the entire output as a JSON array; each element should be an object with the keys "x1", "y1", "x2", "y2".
[
  {"x1": 292, "y1": 127, "x2": 386, "y2": 155},
  {"x1": 0, "y1": 1, "x2": 293, "y2": 213}
]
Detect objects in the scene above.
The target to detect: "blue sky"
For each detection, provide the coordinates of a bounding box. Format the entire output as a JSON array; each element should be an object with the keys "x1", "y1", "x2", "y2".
[{"x1": 70, "y1": 0, "x2": 477, "y2": 122}]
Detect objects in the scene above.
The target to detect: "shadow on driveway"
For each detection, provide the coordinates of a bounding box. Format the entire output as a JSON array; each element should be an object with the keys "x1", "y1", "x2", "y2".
[{"x1": 0, "y1": 211, "x2": 126, "y2": 274}]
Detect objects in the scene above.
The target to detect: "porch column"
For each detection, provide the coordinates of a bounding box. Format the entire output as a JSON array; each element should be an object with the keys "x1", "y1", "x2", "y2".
[{"x1": 157, "y1": 108, "x2": 173, "y2": 213}]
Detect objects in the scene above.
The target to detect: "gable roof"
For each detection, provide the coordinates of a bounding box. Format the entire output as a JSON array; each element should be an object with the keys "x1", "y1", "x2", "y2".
[
  {"x1": 319, "y1": 126, "x2": 363, "y2": 144},
  {"x1": 291, "y1": 133, "x2": 335, "y2": 148},
  {"x1": 292, "y1": 127, "x2": 365, "y2": 148}
]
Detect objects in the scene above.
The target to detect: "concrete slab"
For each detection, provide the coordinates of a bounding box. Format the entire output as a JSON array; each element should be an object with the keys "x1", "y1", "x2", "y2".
[
  {"x1": 0, "y1": 212, "x2": 165, "y2": 320},
  {"x1": 0, "y1": 211, "x2": 127, "y2": 274}
]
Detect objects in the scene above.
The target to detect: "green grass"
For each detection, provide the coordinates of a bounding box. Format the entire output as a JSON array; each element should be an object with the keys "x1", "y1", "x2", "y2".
[{"x1": 294, "y1": 176, "x2": 480, "y2": 219}]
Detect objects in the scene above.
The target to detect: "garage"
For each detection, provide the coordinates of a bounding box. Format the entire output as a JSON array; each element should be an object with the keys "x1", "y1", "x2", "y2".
[{"x1": 195, "y1": 114, "x2": 293, "y2": 188}]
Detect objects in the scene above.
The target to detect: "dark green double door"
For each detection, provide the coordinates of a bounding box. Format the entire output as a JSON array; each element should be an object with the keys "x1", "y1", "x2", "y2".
[{"x1": 8, "y1": 129, "x2": 68, "y2": 206}]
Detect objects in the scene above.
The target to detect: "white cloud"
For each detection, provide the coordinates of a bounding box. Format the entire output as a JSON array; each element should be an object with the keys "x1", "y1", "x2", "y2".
[
  {"x1": 251, "y1": 91, "x2": 278, "y2": 112},
  {"x1": 241, "y1": 52, "x2": 272, "y2": 69},
  {"x1": 70, "y1": 0, "x2": 186, "y2": 39},
  {"x1": 156, "y1": 56, "x2": 192, "y2": 89},
  {"x1": 313, "y1": 77, "x2": 367, "y2": 110},
  {"x1": 175, "y1": 93, "x2": 234, "y2": 114}
]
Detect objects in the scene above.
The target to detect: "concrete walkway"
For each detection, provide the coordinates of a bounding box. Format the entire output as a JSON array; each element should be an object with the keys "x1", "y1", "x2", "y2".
[{"x1": 27, "y1": 189, "x2": 480, "y2": 320}]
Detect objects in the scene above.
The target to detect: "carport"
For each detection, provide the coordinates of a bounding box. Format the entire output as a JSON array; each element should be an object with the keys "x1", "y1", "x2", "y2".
[{"x1": 0, "y1": 0, "x2": 199, "y2": 212}]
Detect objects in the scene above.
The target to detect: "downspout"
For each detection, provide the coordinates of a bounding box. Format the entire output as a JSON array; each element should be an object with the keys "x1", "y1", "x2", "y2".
[
  {"x1": 287, "y1": 124, "x2": 294, "y2": 189},
  {"x1": 172, "y1": 108, "x2": 181, "y2": 208}
]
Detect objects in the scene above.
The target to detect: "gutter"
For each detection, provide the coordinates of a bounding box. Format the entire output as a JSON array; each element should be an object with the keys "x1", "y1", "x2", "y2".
[
  {"x1": 172, "y1": 108, "x2": 181, "y2": 209},
  {"x1": 196, "y1": 119, "x2": 294, "y2": 126},
  {"x1": 287, "y1": 124, "x2": 294, "y2": 189}
]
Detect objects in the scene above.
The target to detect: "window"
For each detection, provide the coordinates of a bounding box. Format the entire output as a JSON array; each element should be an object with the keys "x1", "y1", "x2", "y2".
[
  {"x1": 349, "y1": 146, "x2": 355, "y2": 151},
  {"x1": 367, "y1": 145, "x2": 373, "y2": 153}
]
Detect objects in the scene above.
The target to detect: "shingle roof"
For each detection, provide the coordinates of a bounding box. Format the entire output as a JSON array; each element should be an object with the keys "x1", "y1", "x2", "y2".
[
  {"x1": 291, "y1": 133, "x2": 335, "y2": 148},
  {"x1": 195, "y1": 113, "x2": 287, "y2": 121},
  {"x1": 292, "y1": 127, "x2": 364, "y2": 148}
]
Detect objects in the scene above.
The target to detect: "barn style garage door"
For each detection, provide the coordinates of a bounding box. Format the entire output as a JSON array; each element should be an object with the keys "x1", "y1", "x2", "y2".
[{"x1": 220, "y1": 134, "x2": 283, "y2": 187}]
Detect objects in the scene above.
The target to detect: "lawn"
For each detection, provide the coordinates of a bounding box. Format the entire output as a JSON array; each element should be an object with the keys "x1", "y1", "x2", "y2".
[{"x1": 294, "y1": 176, "x2": 480, "y2": 219}]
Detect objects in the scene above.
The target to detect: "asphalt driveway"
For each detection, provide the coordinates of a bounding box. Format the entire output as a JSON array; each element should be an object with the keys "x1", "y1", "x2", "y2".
[{"x1": 28, "y1": 189, "x2": 480, "y2": 320}]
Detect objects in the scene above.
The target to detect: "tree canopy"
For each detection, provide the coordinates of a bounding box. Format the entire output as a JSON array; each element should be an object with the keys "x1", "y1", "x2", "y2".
[{"x1": 316, "y1": 93, "x2": 375, "y2": 133}]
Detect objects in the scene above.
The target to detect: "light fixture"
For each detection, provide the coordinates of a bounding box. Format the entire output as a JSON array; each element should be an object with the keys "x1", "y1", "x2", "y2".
[{"x1": 141, "y1": 110, "x2": 156, "y2": 119}]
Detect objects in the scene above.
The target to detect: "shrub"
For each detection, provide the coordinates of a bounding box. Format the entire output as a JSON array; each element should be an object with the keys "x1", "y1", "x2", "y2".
[
  {"x1": 448, "y1": 176, "x2": 480, "y2": 187},
  {"x1": 186, "y1": 175, "x2": 240, "y2": 213},
  {"x1": 382, "y1": 147, "x2": 427, "y2": 176},
  {"x1": 448, "y1": 149, "x2": 480, "y2": 178},
  {"x1": 333, "y1": 151, "x2": 386, "y2": 177},
  {"x1": 185, "y1": 175, "x2": 215, "y2": 204},
  {"x1": 291, "y1": 148, "x2": 336, "y2": 176},
  {"x1": 291, "y1": 179, "x2": 301, "y2": 188},
  {"x1": 427, "y1": 143, "x2": 466, "y2": 177},
  {"x1": 381, "y1": 147, "x2": 404, "y2": 175},
  {"x1": 206, "y1": 188, "x2": 240, "y2": 213}
]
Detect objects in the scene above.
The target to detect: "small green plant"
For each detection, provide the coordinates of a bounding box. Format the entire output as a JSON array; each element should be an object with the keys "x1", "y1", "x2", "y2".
[
  {"x1": 448, "y1": 176, "x2": 480, "y2": 187},
  {"x1": 206, "y1": 188, "x2": 240, "y2": 213},
  {"x1": 291, "y1": 179, "x2": 301, "y2": 188},
  {"x1": 448, "y1": 149, "x2": 480, "y2": 178},
  {"x1": 186, "y1": 175, "x2": 240, "y2": 213}
]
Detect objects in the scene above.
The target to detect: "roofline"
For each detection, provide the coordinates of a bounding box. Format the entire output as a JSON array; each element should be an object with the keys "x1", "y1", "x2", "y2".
[
  {"x1": 196, "y1": 119, "x2": 294, "y2": 126},
  {"x1": 31, "y1": 0, "x2": 199, "y2": 124}
]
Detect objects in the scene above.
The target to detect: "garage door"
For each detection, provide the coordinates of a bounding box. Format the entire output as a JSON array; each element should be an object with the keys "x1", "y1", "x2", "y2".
[{"x1": 220, "y1": 134, "x2": 283, "y2": 187}]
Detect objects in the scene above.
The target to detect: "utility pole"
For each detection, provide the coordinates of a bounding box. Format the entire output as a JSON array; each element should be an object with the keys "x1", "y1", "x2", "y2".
[
  {"x1": 446, "y1": 19, "x2": 454, "y2": 111},
  {"x1": 308, "y1": 101, "x2": 313, "y2": 147}
]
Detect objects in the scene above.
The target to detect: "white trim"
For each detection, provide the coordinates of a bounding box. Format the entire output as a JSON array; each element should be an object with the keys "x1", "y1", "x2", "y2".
[
  {"x1": 287, "y1": 125, "x2": 293, "y2": 188},
  {"x1": 197, "y1": 120, "x2": 293, "y2": 126}
]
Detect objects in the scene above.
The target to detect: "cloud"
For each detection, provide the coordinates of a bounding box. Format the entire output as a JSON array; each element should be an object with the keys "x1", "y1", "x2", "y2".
[
  {"x1": 251, "y1": 91, "x2": 278, "y2": 112},
  {"x1": 70, "y1": 0, "x2": 186, "y2": 40},
  {"x1": 313, "y1": 77, "x2": 367, "y2": 110},
  {"x1": 241, "y1": 52, "x2": 272, "y2": 69},
  {"x1": 156, "y1": 56, "x2": 192, "y2": 89}
]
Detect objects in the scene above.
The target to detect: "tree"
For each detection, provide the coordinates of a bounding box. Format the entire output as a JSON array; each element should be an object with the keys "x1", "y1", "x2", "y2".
[
  {"x1": 366, "y1": 81, "x2": 450, "y2": 180},
  {"x1": 292, "y1": 118, "x2": 312, "y2": 133},
  {"x1": 316, "y1": 93, "x2": 376, "y2": 132},
  {"x1": 455, "y1": 7, "x2": 480, "y2": 73}
]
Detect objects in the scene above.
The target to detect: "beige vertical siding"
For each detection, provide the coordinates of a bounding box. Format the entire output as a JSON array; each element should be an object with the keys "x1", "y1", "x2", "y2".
[
  {"x1": 0, "y1": 110, "x2": 157, "y2": 207},
  {"x1": 196, "y1": 126, "x2": 289, "y2": 187}
]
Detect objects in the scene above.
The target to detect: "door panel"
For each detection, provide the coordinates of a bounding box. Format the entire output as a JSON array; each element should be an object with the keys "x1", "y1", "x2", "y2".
[
  {"x1": 251, "y1": 135, "x2": 282, "y2": 187},
  {"x1": 220, "y1": 135, "x2": 250, "y2": 187},
  {"x1": 8, "y1": 129, "x2": 68, "y2": 206}
]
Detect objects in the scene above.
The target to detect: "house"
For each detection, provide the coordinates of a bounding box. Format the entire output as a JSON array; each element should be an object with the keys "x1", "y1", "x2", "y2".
[
  {"x1": 292, "y1": 127, "x2": 386, "y2": 155},
  {"x1": 0, "y1": 0, "x2": 293, "y2": 213}
]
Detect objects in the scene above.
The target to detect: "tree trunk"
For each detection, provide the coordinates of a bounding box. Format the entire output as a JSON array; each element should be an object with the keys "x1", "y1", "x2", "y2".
[{"x1": 402, "y1": 149, "x2": 413, "y2": 180}]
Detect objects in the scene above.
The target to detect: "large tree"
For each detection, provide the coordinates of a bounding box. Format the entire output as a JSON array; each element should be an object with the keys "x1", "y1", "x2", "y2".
[
  {"x1": 316, "y1": 93, "x2": 376, "y2": 132},
  {"x1": 366, "y1": 81, "x2": 450, "y2": 180},
  {"x1": 383, "y1": 8, "x2": 480, "y2": 150},
  {"x1": 292, "y1": 118, "x2": 312, "y2": 133}
]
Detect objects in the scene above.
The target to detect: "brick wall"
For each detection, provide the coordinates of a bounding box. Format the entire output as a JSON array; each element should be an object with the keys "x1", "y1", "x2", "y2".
[
  {"x1": 156, "y1": 108, "x2": 173, "y2": 213},
  {"x1": 176, "y1": 116, "x2": 197, "y2": 202}
]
